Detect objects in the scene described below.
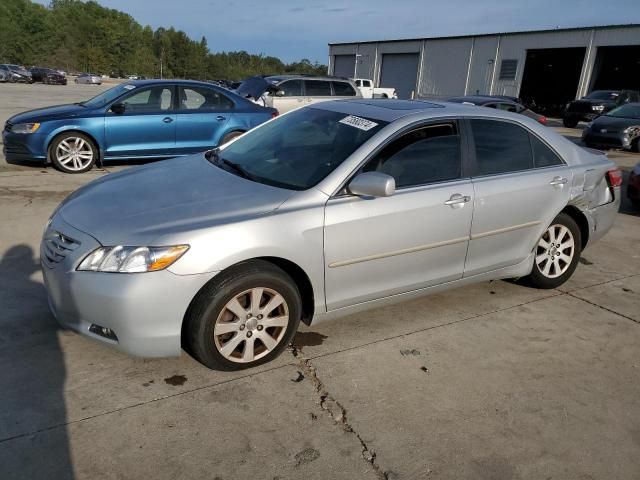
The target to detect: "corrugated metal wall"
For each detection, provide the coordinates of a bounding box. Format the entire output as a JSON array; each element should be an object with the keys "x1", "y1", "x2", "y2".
[{"x1": 329, "y1": 25, "x2": 640, "y2": 101}]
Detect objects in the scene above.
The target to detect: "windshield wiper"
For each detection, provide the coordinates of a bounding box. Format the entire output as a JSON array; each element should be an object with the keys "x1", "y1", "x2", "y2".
[{"x1": 206, "y1": 148, "x2": 256, "y2": 181}]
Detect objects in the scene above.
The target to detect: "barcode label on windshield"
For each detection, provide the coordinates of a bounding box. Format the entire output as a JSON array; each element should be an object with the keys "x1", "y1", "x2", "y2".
[{"x1": 339, "y1": 115, "x2": 378, "y2": 131}]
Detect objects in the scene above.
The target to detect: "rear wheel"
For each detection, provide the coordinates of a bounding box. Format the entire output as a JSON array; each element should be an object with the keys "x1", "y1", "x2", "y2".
[
  {"x1": 220, "y1": 131, "x2": 244, "y2": 145},
  {"x1": 49, "y1": 133, "x2": 97, "y2": 173},
  {"x1": 185, "y1": 260, "x2": 301, "y2": 370},
  {"x1": 563, "y1": 118, "x2": 578, "y2": 128},
  {"x1": 524, "y1": 213, "x2": 581, "y2": 289}
]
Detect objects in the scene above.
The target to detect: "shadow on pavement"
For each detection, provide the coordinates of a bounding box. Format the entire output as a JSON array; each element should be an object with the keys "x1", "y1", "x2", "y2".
[{"x1": 0, "y1": 245, "x2": 74, "y2": 480}]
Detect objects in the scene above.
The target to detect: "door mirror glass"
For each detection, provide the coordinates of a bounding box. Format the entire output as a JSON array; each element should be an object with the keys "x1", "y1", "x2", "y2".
[
  {"x1": 349, "y1": 172, "x2": 395, "y2": 197},
  {"x1": 111, "y1": 102, "x2": 126, "y2": 114}
]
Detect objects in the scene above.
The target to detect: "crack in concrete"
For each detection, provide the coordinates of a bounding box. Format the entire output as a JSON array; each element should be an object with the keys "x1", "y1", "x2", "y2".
[
  {"x1": 565, "y1": 290, "x2": 639, "y2": 325},
  {"x1": 289, "y1": 344, "x2": 388, "y2": 480}
]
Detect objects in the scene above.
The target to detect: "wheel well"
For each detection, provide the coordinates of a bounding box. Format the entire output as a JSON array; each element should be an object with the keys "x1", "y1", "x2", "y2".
[
  {"x1": 561, "y1": 205, "x2": 589, "y2": 251},
  {"x1": 221, "y1": 130, "x2": 246, "y2": 142},
  {"x1": 47, "y1": 130, "x2": 101, "y2": 164}
]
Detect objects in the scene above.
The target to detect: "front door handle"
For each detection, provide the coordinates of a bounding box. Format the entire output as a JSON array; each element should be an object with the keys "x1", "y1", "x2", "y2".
[
  {"x1": 163, "y1": 117, "x2": 173, "y2": 123},
  {"x1": 444, "y1": 194, "x2": 471, "y2": 207},
  {"x1": 549, "y1": 176, "x2": 568, "y2": 186},
  {"x1": 216, "y1": 115, "x2": 226, "y2": 121}
]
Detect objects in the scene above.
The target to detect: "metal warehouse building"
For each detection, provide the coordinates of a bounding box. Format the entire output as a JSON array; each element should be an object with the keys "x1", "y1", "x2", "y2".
[{"x1": 328, "y1": 24, "x2": 640, "y2": 111}]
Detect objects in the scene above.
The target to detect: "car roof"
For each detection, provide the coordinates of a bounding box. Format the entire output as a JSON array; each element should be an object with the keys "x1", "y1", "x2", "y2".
[
  {"x1": 266, "y1": 75, "x2": 353, "y2": 84},
  {"x1": 448, "y1": 95, "x2": 517, "y2": 105},
  {"x1": 311, "y1": 99, "x2": 456, "y2": 122},
  {"x1": 121, "y1": 79, "x2": 256, "y2": 105}
]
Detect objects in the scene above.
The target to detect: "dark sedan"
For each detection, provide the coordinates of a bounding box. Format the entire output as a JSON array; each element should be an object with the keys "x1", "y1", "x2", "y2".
[
  {"x1": 564, "y1": 90, "x2": 640, "y2": 128},
  {"x1": 582, "y1": 103, "x2": 640, "y2": 152},
  {"x1": 30, "y1": 67, "x2": 67, "y2": 85},
  {"x1": 447, "y1": 95, "x2": 547, "y2": 125}
]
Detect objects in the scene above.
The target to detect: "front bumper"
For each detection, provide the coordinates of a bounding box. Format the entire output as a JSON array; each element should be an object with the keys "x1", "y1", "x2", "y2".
[
  {"x1": 2, "y1": 130, "x2": 47, "y2": 161},
  {"x1": 582, "y1": 131, "x2": 631, "y2": 150},
  {"x1": 566, "y1": 112, "x2": 599, "y2": 123},
  {"x1": 41, "y1": 214, "x2": 216, "y2": 357}
]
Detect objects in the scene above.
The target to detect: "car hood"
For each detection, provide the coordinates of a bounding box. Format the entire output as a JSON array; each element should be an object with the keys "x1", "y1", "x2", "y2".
[
  {"x1": 591, "y1": 116, "x2": 640, "y2": 132},
  {"x1": 58, "y1": 154, "x2": 295, "y2": 245},
  {"x1": 9, "y1": 103, "x2": 89, "y2": 123},
  {"x1": 235, "y1": 76, "x2": 278, "y2": 99}
]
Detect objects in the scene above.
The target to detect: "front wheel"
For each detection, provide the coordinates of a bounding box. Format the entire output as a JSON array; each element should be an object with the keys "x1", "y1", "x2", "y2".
[
  {"x1": 185, "y1": 260, "x2": 301, "y2": 370},
  {"x1": 524, "y1": 213, "x2": 581, "y2": 289},
  {"x1": 49, "y1": 133, "x2": 97, "y2": 173}
]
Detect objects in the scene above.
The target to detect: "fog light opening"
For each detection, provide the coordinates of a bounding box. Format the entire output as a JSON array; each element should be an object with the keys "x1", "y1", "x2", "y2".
[{"x1": 89, "y1": 324, "x2": 118, "y2": 341}]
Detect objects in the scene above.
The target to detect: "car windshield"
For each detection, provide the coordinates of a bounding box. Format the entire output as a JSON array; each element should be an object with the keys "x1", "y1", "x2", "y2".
[
  {"x1": 605, "y1": 104, "x2": 640, "y2": 119},
  {"x1": 586, "y1": 91, "x2": 619, "y2": 101},
  {"x1": 81, "y1": 83, "x2": 135, "y2": 108},
  {"x1": 218, "y1": 107, "x2": 388, "y2": 190}
]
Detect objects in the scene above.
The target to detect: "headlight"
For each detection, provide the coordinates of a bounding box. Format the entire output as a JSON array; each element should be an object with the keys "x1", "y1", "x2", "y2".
[
  {"x1": 592, "y1": 105, "x2": 605, "y2": 112},
  {"x1": 77, "y1": 245, "x2": 189, "y2": 273},
  {"x1": 11, "y1": 122, "x2": 40, "y2": 134}
]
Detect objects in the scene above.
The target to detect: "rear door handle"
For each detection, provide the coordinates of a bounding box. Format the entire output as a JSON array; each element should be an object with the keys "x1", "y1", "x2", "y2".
[
  {"x1": 444, "y1": 194, "x2": 471, "y2": 207},
  {"x1": 163, "y1": 117, "x2": 173, "y2": 123},
  {"x1": 549, "y1": 176, "x2": 568, "y2": 186},
  {"x1": 216, "y1": 115, "x2": 226, "y2": 121}
]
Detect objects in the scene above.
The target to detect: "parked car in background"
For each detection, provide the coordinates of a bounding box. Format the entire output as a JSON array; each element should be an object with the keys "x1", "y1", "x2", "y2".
[
  {"x1": 3, "y1": 80, "x2": 277, "y2": 173},
  {"x1": 41, "y1": 99, "x2": 620, "y2": 369},
  {"x1": 0, "y1": 64, "x2": 33, "y2": 83},
  {"x1": 0, "y1": 65, "x2": 9, "y2": 82},
  {"x1": 75, "y1": 73, "x2": 102, "y2": 85},
  {"x1": 628, "y1": 161, "x2": 640, "y2": 209},
  {"x1": 236, "y1": 75, "x2": 362, "y2": 114},
  {"x1": 447, "y1": 95, "x2": 548, "y2": 125},
  {"x1": 30, "y1": 67, "x2": 67, "y2": 85},
  {"x1": 582, "y1": 103, "x2": 640, "y2": 152},
  {"x1": 352, "y1": 78, "x2": 398, "y2": 99},
  {"x1": 563, "y1": 90, "x2": 640, "y2": 128}
]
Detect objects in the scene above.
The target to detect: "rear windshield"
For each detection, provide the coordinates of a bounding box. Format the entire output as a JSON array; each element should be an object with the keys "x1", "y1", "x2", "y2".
[
  {"x1": 586, "y1": 91, "x2": 619, "y2": 101},
  {"x1": 219, "y1": 108, "x2": 388, "y2": 190},
  {"x1": 606, "y1": 104, "x2": 640, "y2": 119}
]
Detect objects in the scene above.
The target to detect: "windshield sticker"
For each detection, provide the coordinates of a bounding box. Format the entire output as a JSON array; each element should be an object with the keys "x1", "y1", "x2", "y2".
[
  {"x1": 339, "y1": 115, "x2": 378, "y2": 131},
  {"x1": 123, "y1": 85, "x2": 136, "y2": 90}
]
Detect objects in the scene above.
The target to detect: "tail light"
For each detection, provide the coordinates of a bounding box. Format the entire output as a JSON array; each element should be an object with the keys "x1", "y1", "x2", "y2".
[
  {"x1": 271, "y1": 110, "x2": 279, "y2": 118},
  {"x1": 607, "y1": 168, "x2": 623, "y2": 187},
  {"x1": 538, "y1": 116, "x2": 547, "y2": 125}
]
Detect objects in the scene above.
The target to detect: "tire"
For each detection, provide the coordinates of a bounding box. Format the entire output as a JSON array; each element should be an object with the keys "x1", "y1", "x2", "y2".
[
  {"x1": 49, "y1": 132, "x2": 97, "y2": 174},
  {"x1": 563, "y1": 118, "x2": 578, "y2": 128},
  {"x1": 524, "y1": 212, "x2": 581, "y2": 289},
  {"x1": 220, "y1": 131, "x2": 244, "y2": 145},
  {"x1": 185, "y1": 260, "x2": 302, "y2": 370}
]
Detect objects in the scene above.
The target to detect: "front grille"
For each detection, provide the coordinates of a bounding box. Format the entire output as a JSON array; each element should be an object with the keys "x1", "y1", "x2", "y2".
[{"x1": 42, "y1": 231, "x2": 81, "y2": 266}]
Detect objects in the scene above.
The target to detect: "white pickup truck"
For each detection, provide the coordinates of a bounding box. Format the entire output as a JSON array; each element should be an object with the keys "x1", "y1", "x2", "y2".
[{"x1": 353, "y1": 78, "x2": 398, "y2": 99}]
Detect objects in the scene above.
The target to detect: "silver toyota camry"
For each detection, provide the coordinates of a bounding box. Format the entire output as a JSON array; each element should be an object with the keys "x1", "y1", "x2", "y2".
[{"x1": 42, "y1": 99, "x2": 621, "y2": 370}]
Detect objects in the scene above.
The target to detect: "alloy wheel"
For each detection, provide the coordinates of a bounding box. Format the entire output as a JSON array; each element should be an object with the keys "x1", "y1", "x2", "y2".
[
  {"x1": 535, "y1": 224, "x2": 575, "y2": 279},
  {"x1": 213, "y1": 287, "x2": 289, "y2": 363},
  {"x1": 55, "y1": 137, "x2": 94, "y2": 171}
]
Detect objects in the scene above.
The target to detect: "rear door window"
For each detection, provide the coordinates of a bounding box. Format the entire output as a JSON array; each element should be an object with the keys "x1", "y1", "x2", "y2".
[
  {"x1": 332, "y1": 81, "x2": 357, "y2": 96},
  {"x1": 530, "y1": 135, "x2": 564, "y2": 168},
  {"x1": 179, "y1": 86, "x2": 234, "y2": 111},
  {"x1": 470, "y1": 119, "x2": 533, "y2": 176},
  {"x1": 305, "y1": 80, "x2": 332, "y2": 97}
]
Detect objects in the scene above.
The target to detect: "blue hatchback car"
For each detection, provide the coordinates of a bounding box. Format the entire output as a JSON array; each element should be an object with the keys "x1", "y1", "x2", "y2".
[{"x1": 2, "y1": 80, "x2": 278, "y2": 173}]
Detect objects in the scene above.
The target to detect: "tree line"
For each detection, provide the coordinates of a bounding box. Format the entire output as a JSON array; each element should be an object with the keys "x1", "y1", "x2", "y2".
[{"x1": 0, "y1": 0, "x2": 327, "y2": 80}]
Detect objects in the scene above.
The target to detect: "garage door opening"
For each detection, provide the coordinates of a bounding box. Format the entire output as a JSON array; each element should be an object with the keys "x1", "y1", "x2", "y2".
[
  {"x1": 380, "y1": 53, "x2": 419, "y2": 99},
  {"x1": 333, "y1": 55, "x2": 355, "y2": 78},
  {"x1": 590, "y1": 46, "x2": 640, "y2": 92},
  {"x1": 519, "y1": 47, "x2": 586, "y2": 116}
]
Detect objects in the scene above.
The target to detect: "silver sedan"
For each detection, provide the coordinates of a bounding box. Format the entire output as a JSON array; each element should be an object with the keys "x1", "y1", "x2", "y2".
[
  {"x1": 42, "y1": 100, "x2": 621, "y2": 370},
  {"x1": 74, "y1": 73, "x2": 102, "y2": 85}
]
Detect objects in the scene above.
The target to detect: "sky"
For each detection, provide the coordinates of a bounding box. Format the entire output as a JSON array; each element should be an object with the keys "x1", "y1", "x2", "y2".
[{"x1": 34, "y1": 0, "x2": 640, "y2": 63}]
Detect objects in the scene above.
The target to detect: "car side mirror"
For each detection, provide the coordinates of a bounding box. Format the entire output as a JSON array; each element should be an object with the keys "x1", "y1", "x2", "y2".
[
  {"x1": 111, "y1": 102, "x2": 126, "y2": 114},
  {"x1": 275, "y1": 90, "x2": 286, "y2": 97},
  {"x1": 348, "y1": 172, "x2": 395, "y2": 197}
]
